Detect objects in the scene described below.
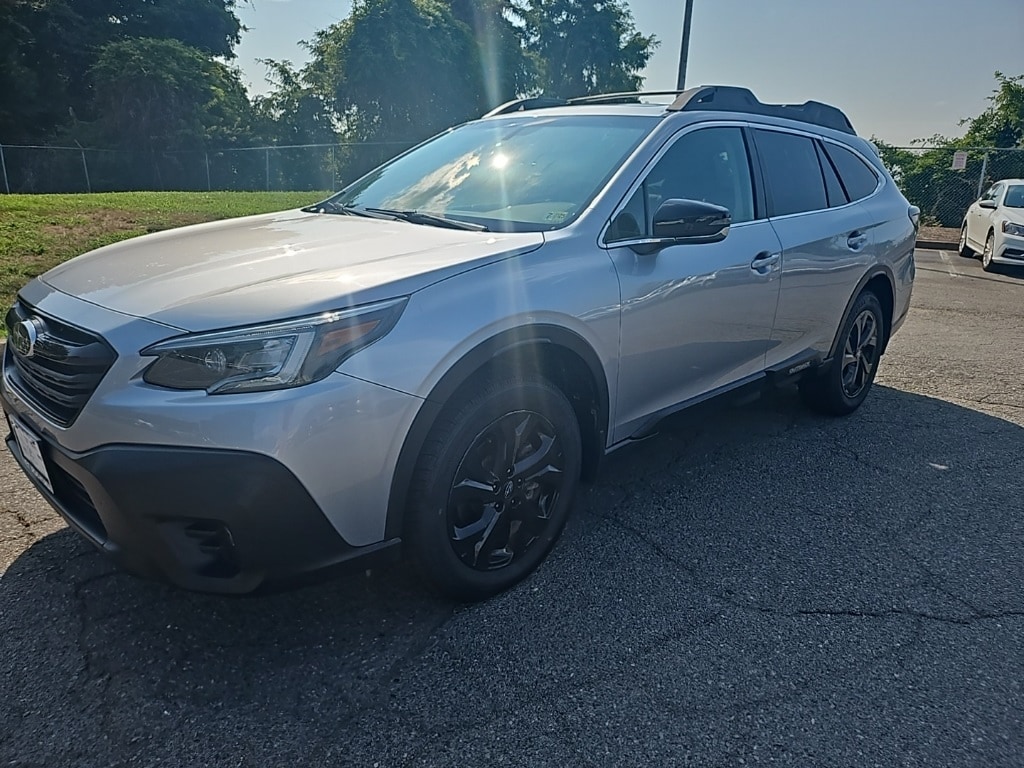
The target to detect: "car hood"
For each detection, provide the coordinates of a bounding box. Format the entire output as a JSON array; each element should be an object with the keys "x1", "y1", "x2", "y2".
[{"x1": 40, "y1": 210, "x2": 544, "y2": 331}]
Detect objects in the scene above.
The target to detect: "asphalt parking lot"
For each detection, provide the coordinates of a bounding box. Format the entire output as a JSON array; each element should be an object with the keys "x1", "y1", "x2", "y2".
[{"x1": 1, "y1": 249, "x2": 1022, "y2": 767}]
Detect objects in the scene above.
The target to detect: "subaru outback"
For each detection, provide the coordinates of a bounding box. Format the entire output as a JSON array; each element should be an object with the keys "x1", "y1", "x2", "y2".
[{"x1": 2, "y1": 86, "x2": 918, "y2": 600}]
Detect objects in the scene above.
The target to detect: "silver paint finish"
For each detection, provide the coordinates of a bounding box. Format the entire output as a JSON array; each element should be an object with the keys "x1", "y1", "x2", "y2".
[
  {"x1": 2, "y1": 104, "x2": 918, "y2": 557},
  {"x1": 40, "y1": 211, "x2": 545, "y2": 331},
  {"x1": 609, "y1": 220, "x2": 784, "y2": 441},
  {"x1": 2, "y1": 285, "x2": 423, "y2": 546}
]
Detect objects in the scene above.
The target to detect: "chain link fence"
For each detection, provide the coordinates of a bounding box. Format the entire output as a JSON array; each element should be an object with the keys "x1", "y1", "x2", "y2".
[
  {"x1": 0, "y1": 142, "x2": 415, "y2": 195},
  {"x1": 881, "y1": 146, "x2": 1024, "y2": 228},
  {"x1": 3, "y1": 140, "x2": 1023, "y2": 231}
]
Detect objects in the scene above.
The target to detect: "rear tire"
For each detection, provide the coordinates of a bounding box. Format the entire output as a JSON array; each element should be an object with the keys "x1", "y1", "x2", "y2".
[
  {"x1": 800, "y1": 291, "x2": 884, "y2": 416},
  {"x1": 406, "y1": 374, "x2": 581, "y2": 601},
  {"x1": 958, "y1": 224, "x2": 974, "y2": 258}
]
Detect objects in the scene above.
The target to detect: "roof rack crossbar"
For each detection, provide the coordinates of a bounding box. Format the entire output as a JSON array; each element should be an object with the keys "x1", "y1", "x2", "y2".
[{"x1": 668, "y1": 85, "x2": 856, "y2": 135}]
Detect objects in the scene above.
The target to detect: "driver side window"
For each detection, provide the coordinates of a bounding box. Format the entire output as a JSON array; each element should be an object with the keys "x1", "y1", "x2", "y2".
[{"x1": 607, "y1": 126, "x2": 756, "y2": 243}]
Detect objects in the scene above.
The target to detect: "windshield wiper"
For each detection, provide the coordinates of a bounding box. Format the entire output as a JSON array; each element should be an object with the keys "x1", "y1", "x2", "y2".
[
  {"x1": 363, "y1": 207, "x2": 488, "y2": 232},
  {"x1": 302, "y1": 200, "x2": 399, "y2": 220}
]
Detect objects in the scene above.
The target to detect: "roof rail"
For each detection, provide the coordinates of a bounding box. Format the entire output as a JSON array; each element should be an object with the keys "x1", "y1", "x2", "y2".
[
  {"x1": 567, "y1": 90, "x2": 687, "y2": 105},
  {"x1": 668, "y1": 85, "x2": 856, "y2": 135},
  {"x1": 483, "y1": 86, "x2": 857, "y2": 135},
  {"x1": 484, "y1": 96, "x2": 569, "y2": 117}
]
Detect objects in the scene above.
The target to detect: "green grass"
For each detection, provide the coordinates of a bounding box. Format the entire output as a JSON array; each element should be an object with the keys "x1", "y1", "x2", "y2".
[{"x1": 0, "y1": 191, "x2": 329, "y2": 333}]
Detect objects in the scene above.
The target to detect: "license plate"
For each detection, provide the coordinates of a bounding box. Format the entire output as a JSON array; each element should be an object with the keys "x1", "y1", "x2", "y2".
[{"x1": 9, "y1": 417, "x2": 53, "y2": 493}]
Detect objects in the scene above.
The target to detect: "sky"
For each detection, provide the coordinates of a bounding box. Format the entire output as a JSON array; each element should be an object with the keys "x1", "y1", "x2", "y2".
[{"x1": 235, "y1": 0, "x2": 1024, "y2": 146}]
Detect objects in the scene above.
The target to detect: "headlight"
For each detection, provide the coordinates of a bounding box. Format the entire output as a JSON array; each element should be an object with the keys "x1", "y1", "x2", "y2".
[
  {"x1": 141, "y1": 298, "x2": 407, "y2": 393},
  {"x1": 1002, "y1": 221, "x2": 1024, "y2": 237}
]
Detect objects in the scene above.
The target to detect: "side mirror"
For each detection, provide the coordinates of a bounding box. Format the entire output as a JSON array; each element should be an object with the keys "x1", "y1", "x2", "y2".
[
  {"x1": 979, "y1": 199, "x2": 998, "y2": 210},
  {"x1": 652, "y1": 199, "x2": 731, "y2": 244}
]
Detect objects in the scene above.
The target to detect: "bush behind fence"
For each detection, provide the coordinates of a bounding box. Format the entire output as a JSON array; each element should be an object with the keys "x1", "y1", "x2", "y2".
[
  {"x1": 0, "y1": 142, "x2": 415, "y2": 195},
  {"x1": 2, "y1": 142, "x2": 1022, "y2": 230}
]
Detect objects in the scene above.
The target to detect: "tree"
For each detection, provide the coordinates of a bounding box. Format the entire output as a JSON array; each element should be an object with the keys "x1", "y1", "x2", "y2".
[
  {"x1": 86, "y1": 37, "x2": 255, "y2": 151},
  {"x1": 253, "y1": 60, "x2": 337, "y2": 146},
  {"x1": 958, "y1": 72, "x2": 1024, "y2": 150},
  {"x1": 304, "y1": 0, "x2": 502, "y2": 144},
  {"x1": 0, "y1": 0, "x2": 244, "y2": 143},
  {"x1": 448, "y1": 0, "x2": 538, "y2": 106},
  {"x1": 519, "y1": 0, "x2": 658, "y2": 98}
]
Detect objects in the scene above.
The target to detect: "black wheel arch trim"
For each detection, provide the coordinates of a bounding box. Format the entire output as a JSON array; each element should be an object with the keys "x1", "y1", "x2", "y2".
[
  {"x1": 825, "y1": 265, "x2": 897, "y2": 362},
  {"x1": 384, "y1": 324, "x2": 610, "y2": 541}
]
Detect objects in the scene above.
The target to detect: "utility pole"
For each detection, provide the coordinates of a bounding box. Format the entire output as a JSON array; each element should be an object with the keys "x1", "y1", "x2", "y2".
[{"x1": 676, "y1": 0, "x2": 695, "y2": 90}]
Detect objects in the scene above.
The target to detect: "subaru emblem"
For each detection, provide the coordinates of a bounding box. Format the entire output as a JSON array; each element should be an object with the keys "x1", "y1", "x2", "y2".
[{"x1": 10, "y1": 319, "x2": 40, "y2": 358}]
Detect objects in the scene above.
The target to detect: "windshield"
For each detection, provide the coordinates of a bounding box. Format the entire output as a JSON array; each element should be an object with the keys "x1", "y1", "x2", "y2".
[
  {"x1": 1004, "y1": 185, "x2": 1024, "y2": 208},
  {"x1": 329, "y1": 115, "x2": 657, "y2": 233}
]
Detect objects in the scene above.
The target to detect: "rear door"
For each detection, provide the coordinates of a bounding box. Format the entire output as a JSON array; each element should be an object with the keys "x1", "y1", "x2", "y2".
[{"x1": 752, "y1": 128, "x2": 879, "y2": 367}]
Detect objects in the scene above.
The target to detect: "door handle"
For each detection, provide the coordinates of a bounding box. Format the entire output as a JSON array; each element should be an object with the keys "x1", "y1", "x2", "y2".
[
  {"x1": 847, "y1": 231, "x2": 869, "y2": 251},
  {"x1": 751, "y1": 251, "x2": 780, "y2": 274}
]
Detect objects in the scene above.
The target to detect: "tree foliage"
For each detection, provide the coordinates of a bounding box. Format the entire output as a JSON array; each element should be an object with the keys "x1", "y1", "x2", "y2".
[
  {"x1": 305, "y1": 0, "x2": 502, "y2": 143},
  {"x1": 1, "y1": 0, "x2": 660, "y2": 152},
  {"x1": 86, "y1": 38, "x2": 255, "y2": 151},
  {"x1": 519, "y1": 0, "x2": 658, "y2": 98},
  {"x1": 301, "y1": 0, "x2": 657, "y2": 144},
  {"x1": 957, "y1": 72, "x2": 1024, "y2": 149},
  {"x1": 0, "y1": 0, "x2": 244, "y2": 143}
]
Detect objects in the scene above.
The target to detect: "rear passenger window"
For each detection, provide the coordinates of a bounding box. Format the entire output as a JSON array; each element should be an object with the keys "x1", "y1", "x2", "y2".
[
  {"x1": 823, "y1": 143, "x2": 879, "y2": 201},
  {"x1": 754, "y1": 130, "x2": 827, "y2": 217}
]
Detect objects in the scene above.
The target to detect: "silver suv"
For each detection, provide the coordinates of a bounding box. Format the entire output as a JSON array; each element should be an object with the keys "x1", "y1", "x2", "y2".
[{"x1": 3, "y1": 86, "x2": 917, "y2": 600}]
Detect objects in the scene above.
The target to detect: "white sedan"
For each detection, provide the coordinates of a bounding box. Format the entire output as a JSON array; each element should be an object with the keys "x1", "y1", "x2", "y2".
[{"x1": 959, "y1": 178, "x2": 1024, "y2": 271}]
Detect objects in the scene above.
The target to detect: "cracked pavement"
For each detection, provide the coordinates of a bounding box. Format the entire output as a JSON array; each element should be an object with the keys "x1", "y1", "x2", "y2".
[{"x1": 1, "y1": 249, "x2": 1022, "y2": 767}]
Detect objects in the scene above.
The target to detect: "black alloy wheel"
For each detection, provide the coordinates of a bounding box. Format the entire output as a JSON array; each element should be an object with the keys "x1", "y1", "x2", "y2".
[
  {"x1": 407, "y1": 375, "x2": 582, "y2": 601},
  {"x1": 448, "y1": 410, "x2": 566, "y2": 571},
  {"x1": 840, "y1": 308, "x2": 880, "y2": 400},
  {"x1": 800, "y1": 290, "x2": 885, "y2": 416}
]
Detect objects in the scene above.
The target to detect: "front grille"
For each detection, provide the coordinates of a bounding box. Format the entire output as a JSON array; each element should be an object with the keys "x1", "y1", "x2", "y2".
[{"x1": 4, "y1": 301, "x2": 116, "y2": 427}]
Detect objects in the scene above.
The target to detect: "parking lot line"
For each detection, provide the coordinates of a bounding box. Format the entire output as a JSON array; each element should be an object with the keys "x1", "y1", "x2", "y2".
[{"x1": 938, "y1": 250, "x2": 962, "y2": 278}]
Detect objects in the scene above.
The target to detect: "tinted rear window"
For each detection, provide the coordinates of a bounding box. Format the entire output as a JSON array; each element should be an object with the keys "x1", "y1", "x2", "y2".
[
  {"x1": 754, "y1": 130, "x2": 828, "y2": 217},
  {"x1": 823, "y1": 143, "x2": 879, "y2": 201}
]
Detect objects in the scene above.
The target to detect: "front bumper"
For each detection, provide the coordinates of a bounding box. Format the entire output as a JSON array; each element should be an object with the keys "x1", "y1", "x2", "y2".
[
  {"x1": 993, "y1": 230, "x2": 1024, "y2": 264},
  {"x1": 3, "y1": 404, "x2": 400, "y2": 593}
]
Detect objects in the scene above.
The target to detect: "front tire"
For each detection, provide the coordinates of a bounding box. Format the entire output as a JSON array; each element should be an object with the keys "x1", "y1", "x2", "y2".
[
  {"x1": 406, "y1": 375, "x2": 582, "y2": 601},
  {"x1": 958, "y1": 224, "x2": 974, "y2": 258},
  {"x1": 800, "y1": 291, "x2": 884, "y2": 416},
  {"x1": 982, "y1": 231, "x2": 997, "y2": 272}
]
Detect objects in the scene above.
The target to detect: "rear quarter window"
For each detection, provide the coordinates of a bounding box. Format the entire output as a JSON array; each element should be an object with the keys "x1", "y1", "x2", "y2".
[{"x1": 823, "y1": 143, "x2": 879, "y2": 202}]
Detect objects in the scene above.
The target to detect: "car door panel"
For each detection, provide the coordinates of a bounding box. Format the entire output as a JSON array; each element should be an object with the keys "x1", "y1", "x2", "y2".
[
  {"x1": 610, "y1": 222, "x2": 784, "y2": 440},
  {"x1": 606, "y1": 124, "x2": 782, "y2": 442},
  {"x1": 766, "y1": 206, "x2": 875, "y2": 366}
]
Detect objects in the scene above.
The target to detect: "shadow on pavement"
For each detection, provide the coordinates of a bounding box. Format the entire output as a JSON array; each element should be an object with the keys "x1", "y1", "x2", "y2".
[{"x1": 2, "y1": 385, "x2": 1022, "y2": 766}]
